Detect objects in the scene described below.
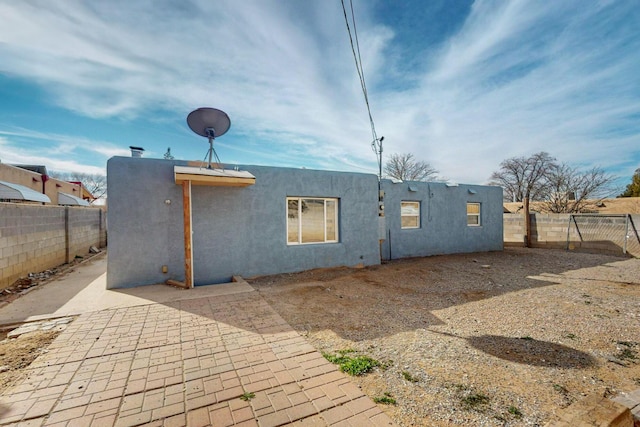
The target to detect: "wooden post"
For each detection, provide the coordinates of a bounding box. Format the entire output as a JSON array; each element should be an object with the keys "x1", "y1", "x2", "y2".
[
  {"x1": 182, "y1": 180, "x2": 193, "y2": 288},
  {"x1": 524, "y1": 196, "x2": 531, "y2": 248}
]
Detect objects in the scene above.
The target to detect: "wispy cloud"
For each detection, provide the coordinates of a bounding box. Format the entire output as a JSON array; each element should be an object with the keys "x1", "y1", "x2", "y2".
[
  {"x1": 0, "y1": 0, "x2": 638, "y2": 184},
  {"x1": 381, "y1": 0, "x2": 640, "y2": 183},
  {"x1": 0, "y1": 141, "x2": 106, "y2": 176},
  {"x1": 0, "y1": 128, "x2": 128, "y2": 173},
  {"x1": 0, "y1": 1, "x2": 388, "y2": 165}
]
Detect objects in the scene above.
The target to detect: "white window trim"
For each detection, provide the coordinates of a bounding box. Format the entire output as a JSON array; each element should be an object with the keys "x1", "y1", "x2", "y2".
[
  {"x1": 401, "y1": 201, "x2": 420, "y2": 229},
  {"x1": 467, "y1": 202, "x2": 481, "y2": 227},
  {"x1": 286, "y1": 197, "x2": 339, "y2": 245}
]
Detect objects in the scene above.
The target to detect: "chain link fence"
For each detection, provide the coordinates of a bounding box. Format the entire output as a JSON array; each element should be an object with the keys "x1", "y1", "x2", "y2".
[{"x1": 567, "y1": 214, "x2": 640, "y2": 257}]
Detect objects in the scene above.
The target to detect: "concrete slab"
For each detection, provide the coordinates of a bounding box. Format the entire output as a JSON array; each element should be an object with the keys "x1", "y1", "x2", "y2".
[{"x1": 0, "y1": 253, "x2": 254, "y2": 325}]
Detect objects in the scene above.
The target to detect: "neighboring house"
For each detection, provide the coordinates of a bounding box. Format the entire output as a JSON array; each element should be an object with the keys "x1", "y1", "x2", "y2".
[
  {"x1": 0, "y1": 163, "x2": 92, "y2": 205},
  {"x1": 107, "y1": 156, "x2": 503, "y2": 289}
]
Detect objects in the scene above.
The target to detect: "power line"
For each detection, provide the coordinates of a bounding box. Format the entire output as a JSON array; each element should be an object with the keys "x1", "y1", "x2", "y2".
[{"x1": 340, "y1": 0, "x2": 383, "y2": 180}]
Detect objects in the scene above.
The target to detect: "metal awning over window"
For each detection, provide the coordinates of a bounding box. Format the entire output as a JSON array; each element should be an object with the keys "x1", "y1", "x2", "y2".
[
  {"x1": 174, "y1": 166, "x2": 255, "y2": 187},
  {"x1": 0, "y1": 180, "x2": 51, "y2": 203},
  {"x1": 58, "y1": 192, "x2": 90, "y2": 206}
]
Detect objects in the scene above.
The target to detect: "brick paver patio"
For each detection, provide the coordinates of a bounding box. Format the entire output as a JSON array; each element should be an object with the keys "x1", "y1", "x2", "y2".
[{"x1": 0, "y1": 291, "x2": 394, "y2": 426}]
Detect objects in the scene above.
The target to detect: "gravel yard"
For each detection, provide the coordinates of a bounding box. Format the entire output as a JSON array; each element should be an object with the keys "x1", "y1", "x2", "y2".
[{"x1": 250, "y1": 248, "x2": 640, "y2": 426}]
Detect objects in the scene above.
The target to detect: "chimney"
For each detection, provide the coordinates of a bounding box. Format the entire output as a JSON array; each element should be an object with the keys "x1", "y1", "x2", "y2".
[{"x1": 129, "y1": 146, "x2": 145, "y2": 158}]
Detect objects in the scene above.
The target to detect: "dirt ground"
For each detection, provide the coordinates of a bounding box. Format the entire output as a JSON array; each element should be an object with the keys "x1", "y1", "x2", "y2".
[
  {"x1": 0, "y1": 252, "x2": 102, "y2": 394},
  {"x1": 250, "y1": 248, "x2": 640, "y2": 426},
  {"x1": 0, "y1": 330, "x2": 60, "y2": 393}
]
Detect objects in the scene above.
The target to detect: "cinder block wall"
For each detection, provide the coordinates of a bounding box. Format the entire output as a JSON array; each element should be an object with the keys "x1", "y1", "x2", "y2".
[
  {"x1": 68, "y1": 208, "x2": 105, "y2": 259},
  {"x1": 503, "y1": 214, "x2": 526, "y2": 246},
  {"x1": 0, "y1": 203, "x2": 106, "y2": 289},
  {"x1": 531, "y1": 214, "x2": 571, "y2": 249},
  {"x1": 505, "y1": 213, "x2": 572, "y2": 248},
  {"x1": 504, "y1": 213, "x2": 640, "y2": 257}
]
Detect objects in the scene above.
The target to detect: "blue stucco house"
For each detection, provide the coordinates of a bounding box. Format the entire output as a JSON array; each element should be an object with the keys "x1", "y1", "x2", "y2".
[{"x1": 106, "y1": 156, "x2": 502, "y2": 289}]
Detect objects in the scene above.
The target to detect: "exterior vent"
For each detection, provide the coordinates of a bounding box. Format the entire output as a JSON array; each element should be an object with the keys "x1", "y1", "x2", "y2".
[{"x1": 129, "y1": 146, "x2": 145, "y2": 158}]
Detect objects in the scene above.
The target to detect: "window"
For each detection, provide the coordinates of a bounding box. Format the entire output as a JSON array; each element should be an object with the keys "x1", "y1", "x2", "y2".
[
  {"x1": 401, "y1": 201, "x2": 420, "y2": 229},
  {"x1": 467, "y1": 202, "x2": 480, "y2": 226},
  {"x1": 287, "y1": 198, "x2": 338, "y2": 244}
]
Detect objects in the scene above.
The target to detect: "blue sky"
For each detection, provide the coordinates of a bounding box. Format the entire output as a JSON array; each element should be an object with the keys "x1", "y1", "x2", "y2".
[{"x1": 0, "y1": 0, "x2": 639, "y2": 189}]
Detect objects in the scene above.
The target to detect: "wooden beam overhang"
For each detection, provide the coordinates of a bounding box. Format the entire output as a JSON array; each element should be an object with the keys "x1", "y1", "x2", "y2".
[
  {"x1": 174, "y1": 165, "x2": 255, "y2": 289},
  {"x1": 174, "y1": 166, "x2": 255, "y2": 187}
]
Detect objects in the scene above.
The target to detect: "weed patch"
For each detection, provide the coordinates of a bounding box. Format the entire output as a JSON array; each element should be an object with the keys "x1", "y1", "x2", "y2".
[
  {"x1": 618, "y1": 348, "x2": 638, "y2": 360},
  {"x1": 462, "y1": 392, "x2": 490, "y2": 409},
  {"x1": 508, "y1": 406, "x2": 523, "y2": 418},
  {"x1": 323, "y1": 350, "x2": 380, "y2": 376},
  {"x1": 452, "y1": 383, "x2": 491, "y2": 411},
  {"x1": 373, "y1": 392, "x2": 397, "y2": 405},
  {"x1": 341, "y1": 356, "x2": 379, "y2": 376},
  {"x1": 240, "y1": 392, "x2": 255, "y2": 401},
  {"x1": 616, "y1": 341, "x2": 638, "y2": 361},
  {"x1": 402, "y1": 371, "x2": 419, "y2": 383},
  {"x1": 322, "y1": 352, "x2": 350, "y2": 365},
  {"x1": 553, "y1": 384, "x2": 569, "y2": 394},
  {"x1": 618, "y1": 341, "x2": 637, "y2": 347},
  {"x1": 379, "y1": 359, "x2": 394, "y2": 370}
]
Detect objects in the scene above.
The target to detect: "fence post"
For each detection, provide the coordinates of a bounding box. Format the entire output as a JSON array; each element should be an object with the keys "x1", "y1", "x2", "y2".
[
  {"x1": 524, "y1": 197, "x2": 531, "y2": 247},
  {"x1": 566, "y1": 215, "x2": 572, "y2": 250},
  {"x1": 629, "y1": 215, "x2": 640, "y2": 246},
  {"x1": 624, "y1": 214, "x2": 629, "y2": 255}
]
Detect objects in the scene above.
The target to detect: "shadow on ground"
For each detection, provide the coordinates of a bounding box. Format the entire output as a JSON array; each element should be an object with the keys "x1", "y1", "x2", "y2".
[
  {"x1": 465, "y1": 335, "x2": 596, "y2": 368},
  {"x1": 251, "y1": 247, "x2": 639, "y2": 341}
]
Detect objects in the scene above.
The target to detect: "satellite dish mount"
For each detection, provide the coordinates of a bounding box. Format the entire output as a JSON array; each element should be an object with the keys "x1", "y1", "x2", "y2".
[
  {"x1": 187, "y1": 107, "x2": 231, "y2": 169},
  {"x1": 203, "y1": 127, "x2": 220, "y2": 170}
]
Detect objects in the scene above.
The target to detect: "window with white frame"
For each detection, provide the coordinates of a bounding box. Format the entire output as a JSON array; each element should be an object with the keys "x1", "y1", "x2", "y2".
[
  {"x1": 401, "y1": 201, "x2": 420, "y2": 229},
  {"x1": 287, "y1": 197, "x2": 338, "y2": 244},
  {"x1": 467, "y1": 202, "x2": 481, "y2": 226}
]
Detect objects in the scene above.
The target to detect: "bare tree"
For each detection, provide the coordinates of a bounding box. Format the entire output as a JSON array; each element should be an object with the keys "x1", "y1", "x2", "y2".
[
  {"x1": 544, "y1": 164, "x2": 616, "y2": 213},
  {"x1": 489, "y1": 152, "x2": 557, "y2": 202},
  {"x1": 384, "y1": 153, "x2": 439, "y2": 181},
  {"x1": 489, "y1": 152, "x2": 557, "y2": 247},
  {"x1": 619, "y1": 168, "x2": 640, "y2": 197},
  {"x1": 50, "y1": 172, "x2": 107, "y2": 202}
]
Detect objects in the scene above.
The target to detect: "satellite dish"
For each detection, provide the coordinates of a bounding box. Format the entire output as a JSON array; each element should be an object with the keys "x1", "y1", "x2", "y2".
[{"x1": 186, "y1": 107, "x2": 231, "y2": 169}]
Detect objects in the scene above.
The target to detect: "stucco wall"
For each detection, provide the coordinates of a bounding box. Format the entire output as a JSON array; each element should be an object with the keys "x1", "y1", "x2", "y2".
[
  {"x1": 0, "y1": 203, "x2": 106, "y2": 289},
  {"x1": 0, "y1": 163, "x2": 85, "y2": 204},
  {"x1": 106, "y1": 157, "x2": 381, "y2": 289},
  {"x1": 380, "y1": 181, "x2": 504, "y2": 259}
]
